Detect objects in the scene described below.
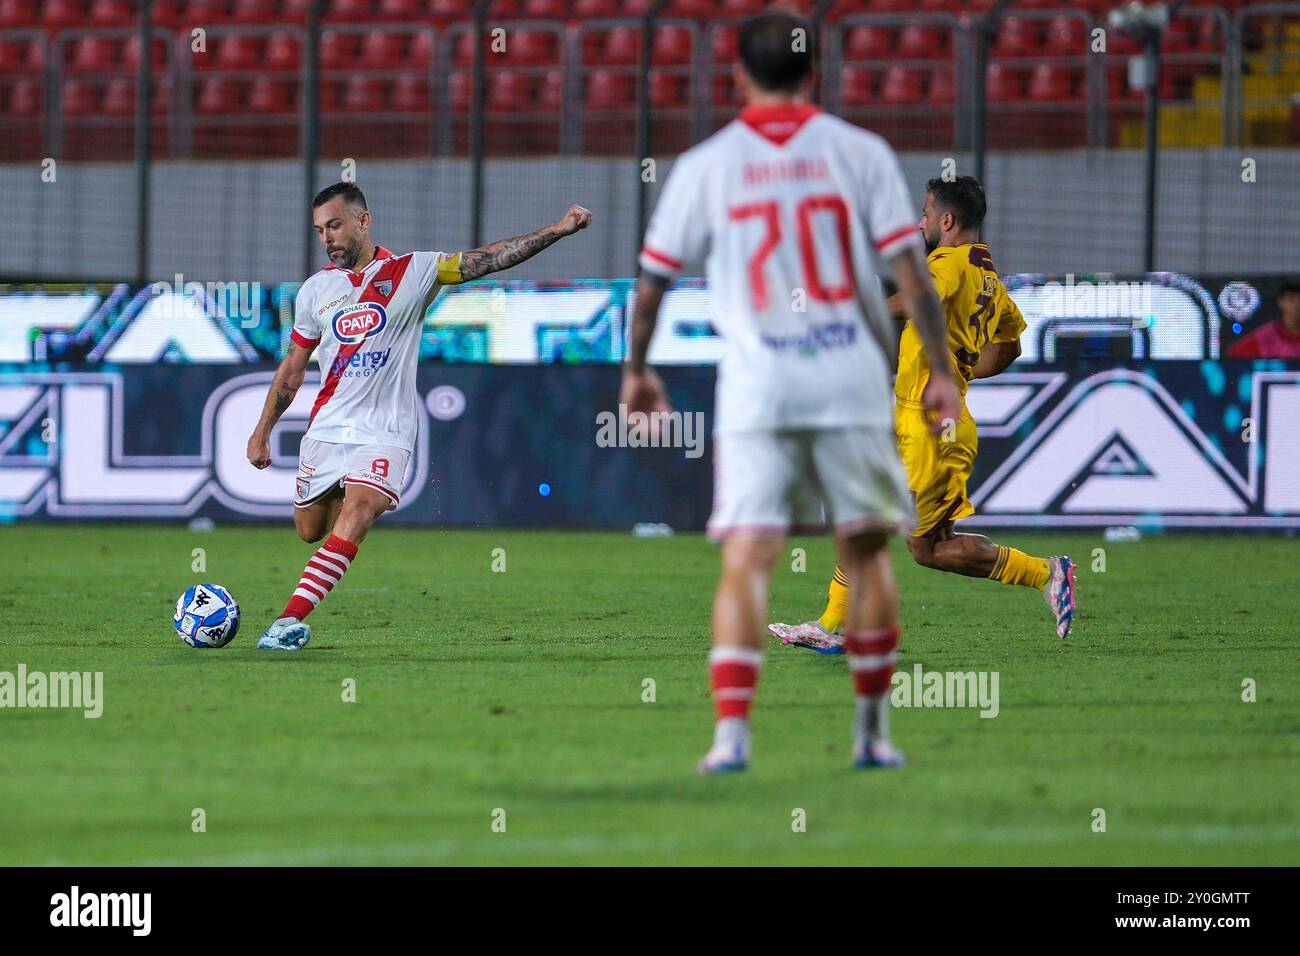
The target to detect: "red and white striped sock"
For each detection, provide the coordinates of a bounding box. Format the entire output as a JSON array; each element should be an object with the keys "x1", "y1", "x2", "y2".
[
  {"x1": 709, "y1": 645, "x2": 763, "y2": 722},
  {"x1": 846, "y1": 624, "x2": 900, "y2": 744},
  {"x1": 280, "y1": 534, "x2": 359, "y2": 622}
]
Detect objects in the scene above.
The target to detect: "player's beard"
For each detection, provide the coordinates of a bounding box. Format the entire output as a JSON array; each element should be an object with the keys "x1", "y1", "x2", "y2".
[
  {"x1": 331, "y1": 240, "x2": 362, "y2": 270},
  {"x1": 923, "y1": 231, "x2": 939, "y2": 255}
]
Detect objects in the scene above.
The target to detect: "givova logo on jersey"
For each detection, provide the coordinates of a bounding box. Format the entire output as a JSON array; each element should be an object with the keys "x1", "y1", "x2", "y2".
[{"x1": 331, "y1": 302, "x2": 387, "y2": 343}]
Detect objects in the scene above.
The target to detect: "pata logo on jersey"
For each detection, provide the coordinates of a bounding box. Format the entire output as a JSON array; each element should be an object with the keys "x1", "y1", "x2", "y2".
[{"x1": 331, "y1": 302, "x2": 388, "y2": 343}]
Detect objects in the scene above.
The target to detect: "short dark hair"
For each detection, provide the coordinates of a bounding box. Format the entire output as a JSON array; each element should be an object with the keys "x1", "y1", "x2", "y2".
[
  {"x1": 925, "y1": 175, "x2": 987, "y2": 231},
  {"x1": 1279, "y1": 277, "x2": 1300, "y2": 297},
  {"x1": 739, "y1": 10, "x2": 816, "y2": 93},
  {"x1": 312, "y1": 182, "x2": 367, "y2": 211}
]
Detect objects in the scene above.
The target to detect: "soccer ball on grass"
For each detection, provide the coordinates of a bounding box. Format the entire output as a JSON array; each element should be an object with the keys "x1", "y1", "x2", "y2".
[{"x1": 173, "y1": 583, "x2": 241, "y2": 648}]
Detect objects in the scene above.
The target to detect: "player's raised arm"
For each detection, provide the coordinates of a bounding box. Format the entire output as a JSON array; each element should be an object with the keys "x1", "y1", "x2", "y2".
[
  {"x1": 439, "y1": 204, "x2": 592, "y2": 284},
  {"x1": 246, "y1": 342, "x2": 313, "y2": 469},
  {"x1": 889, "y1": 245, "x2": 960, "y2": 435}
]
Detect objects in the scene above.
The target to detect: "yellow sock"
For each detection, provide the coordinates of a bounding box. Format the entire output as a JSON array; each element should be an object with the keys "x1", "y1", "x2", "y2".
[
  {"x1": 990, "y1": 546, "x2": 1050, "y2": 590},
  {"x1": 818, "y1": 565, "x2": 850, "y2": 633}
]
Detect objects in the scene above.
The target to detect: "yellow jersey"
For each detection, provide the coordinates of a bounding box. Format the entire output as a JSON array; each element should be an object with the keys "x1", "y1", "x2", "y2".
[{"x1": 894, "y1": 243, "x2": 1025, "y2": 406}]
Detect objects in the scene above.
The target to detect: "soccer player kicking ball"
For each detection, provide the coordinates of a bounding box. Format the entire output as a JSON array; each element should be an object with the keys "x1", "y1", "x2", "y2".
[
  {"x1": 623, "y1": 11, "x2": 959, "y2": 773},
  {"x1": 768, "y1": 176, "x2": 1077, "y2": 654},
  {"x1": 247, "y1": 182, "x2": 592, "y2": 650}
]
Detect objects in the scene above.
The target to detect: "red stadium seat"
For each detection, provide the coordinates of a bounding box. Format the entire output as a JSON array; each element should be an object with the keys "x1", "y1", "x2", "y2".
[
  {"x1": 573, "y1": 0, "x2": 618, "y2": 15},
  {"x1": 648, "y1": 69, "x2": 687, "y2": 108},
  {"x1": 602, "y1": 27, "x2": 640, "y2": 67},
  {"x1": 839, "y1": 65, "x2": 875, "y2": 107},
  {"x1": 710, "y1": 24, "x2": 738, "y2": 63},
  {"x1": 391, "y1": 73, "x2": 429, "y2": 112},
  {"x1": 342, "y1": 74, "x2": 385, "y2": 111},
  {"x1": 512, "y1": 29, "x2": 558, "y2": 65},
  {"x1": 102, "y1": 77, "x2": 135, "y2": 115},
  {"x1": 711, "y1": 70, "x2": 734, "y2": 107},
  {"x1": 1044, "y1": 16, "x2": 1088, "y2": 56},
  {"x1": 265, "y1": 32, "x2": 300, "y2": 70},
  {"x1": 187, "y1": 0, "x2": 233, "y2": 24},
  {"x1": 453, "y1": 30, "x2": 478, "y2": 66},
  {"x1": 43, "y1": 0, "x2": 87, "y2": 30},
  {"x1": 865, "y1": 0, "x2": 912, "y2": 13},
  {"x1": 719, "y1": 0, "x2": 764, "y2": 14},
  {"x1": 21, "y1": 34, "x2": 44, "y2": 71},
  {"x1": 929, "y1": 67, "x2": 955, "y2": 105},
  {"x1": 327, "y1": 0, "x2": 375, "y2": 22},
  {"x1": 585, "y1": 69, "x2": 633, "y2": 109},
  {"x1": 845, "y1": 26, "x2": 892, "y2": 63},
  {"x1": 488, "y1": 71, "x2": 536, "y2": 112},
  {"x1": 898, "y1": 25, "x2": 946, "y2": 61},
  {"x1": 431, "y1": 0, "x2": 469, "y2": 18},
  {"x1": 87, "y1": 0, "x2": 131, "y2": 25},
  {"x1": 376, "y1": 0, "x2": 422, "y2": 18},
  {"x1": 447, "y1": 71, "x2": 471, "y2": 112},
  {"x1": 67, "y1": 36, "x2": 119, "y2": 73},
  {"x1": 522, "y1": 0, "x2": 568, "y2": 17},
  {"x1": 231, "y1": 0, "x2": 279, "y2": 22},
  {"x1": 0, "y1": 0, "x2": 37, "y2": 28},
  {"x1": 360, "y1": 30, "x2": 406, "y2": 65},
  {"x1": 8, "y1": 78, "x2": 41, "y2": 115},
  {"x1": 1193, "y1": 14, "x2": 1219, "y2": 51},
  {"x1": 1027, "y1": 63, "x2": 1075, "y2": 101},
  {"x1": 1162, "y1": 19, "x2": 1195, "y2": 53},
  {"x1": 196, "y1": 77, "x2": 242, "y2": 113},
  {"x1": 314, "y1": 79, "x2": 342, "y2": 113},
  {"x1": 151, "y1": 0, "x2": 184, "y2": 25},
  {"x1": 653, "y1": 25, "x2": 693, "y2": 66},
  {"x1": 151, "y1": 81, "x2": 171, "y2": 114},
  {"x1": 320, "y1": 30, "x2": 360, "y2": 63},
  {"x1": 993, "y1": 18, "x2": 1041, "y2": 58},
  {"x1": 61, "y1": 79, "x2": 100, "y2": 116},
  {"x1": 538, "y1": 69, "x2": 564, "y2": 111},
  {"x1": 410, "y1": 30, "x2": 435, "y2": 65},
  {"x1": 215, "y1": 35, "x2": 263, "y2": 70},
  {"x1": 123, "y1": 34, "x2": 168, "y2": 71},
  {"x1": 986, "y1": 63, "x2": 1026, "y2": 102},
  {"x1": 248, "y1": 75, "x2": 295, "y2": 112},
  {"x1": 0, "y1": 37, "x2": 24, "y2": 71},
  {"x1": 880, "y1": 66, "x2": 925, "y2": 105},
  {"x1": 665, "y1": 0, "x2": 714, "y2": 17}
]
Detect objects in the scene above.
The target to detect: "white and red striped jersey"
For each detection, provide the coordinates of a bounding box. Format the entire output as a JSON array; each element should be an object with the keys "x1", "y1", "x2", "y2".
[
  {"x1": 291, "y1": 245, "x2": 450, "y2": 451},
  {"x1": 639, "y1": 103, "x2": 922, "y2": 435}
]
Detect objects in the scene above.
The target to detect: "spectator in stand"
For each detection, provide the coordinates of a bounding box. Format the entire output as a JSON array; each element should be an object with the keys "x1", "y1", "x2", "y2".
[{"x1": 1228, "y1": 278, "x2": 1300, "y2": 359}]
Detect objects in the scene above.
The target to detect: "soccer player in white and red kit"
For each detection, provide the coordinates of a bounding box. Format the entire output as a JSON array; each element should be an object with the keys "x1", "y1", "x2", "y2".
[
  {"x1": 622, "y1": 11, "x2": 959, "y2": 772},
  {"x1": 246, "y1": 183, "x2": 591, "y2": 650}
]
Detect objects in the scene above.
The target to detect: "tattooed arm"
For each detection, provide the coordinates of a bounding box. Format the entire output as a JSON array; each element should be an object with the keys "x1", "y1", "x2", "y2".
[
  {"x1": 247, "y1": 343, "x2": 313, "y2": 469},
  {"x1": 443, "y1": 204, "x2": 593, "y2": 283}
]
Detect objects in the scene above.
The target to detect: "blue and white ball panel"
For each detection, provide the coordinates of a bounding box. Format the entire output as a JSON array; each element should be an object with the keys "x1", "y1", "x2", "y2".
[{"x1": 173, "y1": 583, "x2": 240, "y2": 648}]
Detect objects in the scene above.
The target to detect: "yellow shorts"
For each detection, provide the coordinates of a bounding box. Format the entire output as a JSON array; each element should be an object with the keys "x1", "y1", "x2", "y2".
[{"x1": 895, "y1": 401, "x2": 977, "y2": 538}]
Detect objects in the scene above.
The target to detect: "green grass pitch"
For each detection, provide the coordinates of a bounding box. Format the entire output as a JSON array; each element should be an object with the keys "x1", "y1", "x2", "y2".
[{"x1": 1, "y1": 524, "x2": 1296, "y2": 865}]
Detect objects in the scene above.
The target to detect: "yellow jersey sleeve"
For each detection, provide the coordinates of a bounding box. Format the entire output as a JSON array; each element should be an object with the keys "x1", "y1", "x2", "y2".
[
  {"x1": 991, "y1": 289, "x2": 1026, "y2": 344},
  {"x1": 435, "y1": 251, "x2": 465, "y2": 286}
]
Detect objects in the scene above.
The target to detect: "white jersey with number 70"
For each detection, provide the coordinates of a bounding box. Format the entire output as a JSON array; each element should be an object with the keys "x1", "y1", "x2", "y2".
[{"x1": 639, "y1": 103, "x2": 923, "y2": 436}]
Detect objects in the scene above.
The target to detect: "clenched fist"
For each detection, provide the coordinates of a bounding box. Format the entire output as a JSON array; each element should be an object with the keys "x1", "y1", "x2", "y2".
[
  {"x1": 555, "y1": 204, "x2": 593, "y2": 236},
  {"x1": 247, "y1": 432, "x2": 272, "y2": 470}
]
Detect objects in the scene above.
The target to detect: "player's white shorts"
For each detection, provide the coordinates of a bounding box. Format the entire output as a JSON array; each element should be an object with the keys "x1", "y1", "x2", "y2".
[
  {"x1": 707, "y1": 426, "x2": 913, "y2": 541},
  {"x1": 294, "y1": 437, "x2": 411, "y2": 512}
]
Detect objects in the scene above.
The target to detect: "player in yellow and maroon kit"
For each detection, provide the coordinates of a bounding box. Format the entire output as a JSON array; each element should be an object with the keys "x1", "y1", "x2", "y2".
[{"x1": 769, "y1": 176, "x2": 1076, "y2": 649}]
